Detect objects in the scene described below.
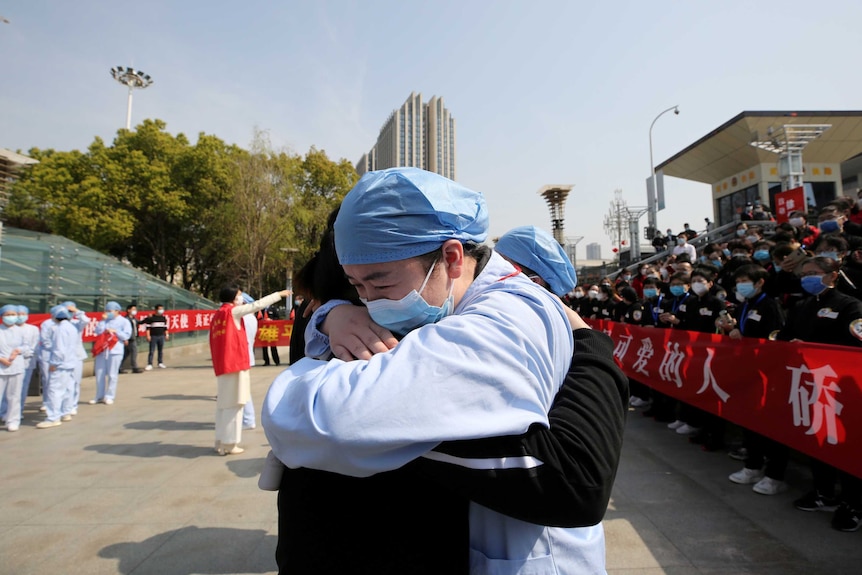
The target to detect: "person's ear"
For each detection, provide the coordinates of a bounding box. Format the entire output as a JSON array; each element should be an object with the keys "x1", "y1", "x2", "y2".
[{"x1": 441, "y1": 240, "x2": 465, "y2": 279}]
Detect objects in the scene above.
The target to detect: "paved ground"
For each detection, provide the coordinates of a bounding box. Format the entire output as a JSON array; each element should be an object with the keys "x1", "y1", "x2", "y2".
[{"x1": 1, "y1": 347, "x2": 860, "y2": 575}]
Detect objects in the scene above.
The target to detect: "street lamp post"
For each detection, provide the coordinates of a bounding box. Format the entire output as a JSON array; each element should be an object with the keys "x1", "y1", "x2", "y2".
[
  {"x1": 648, "y1": 105, "x2": 679, "y2": 238},
  {"x1": 110, "y1": 66, "x2": 154, "y2": 130},
  {"x1": 280, "y1": 247, "x2": 300, "y2": 313}
]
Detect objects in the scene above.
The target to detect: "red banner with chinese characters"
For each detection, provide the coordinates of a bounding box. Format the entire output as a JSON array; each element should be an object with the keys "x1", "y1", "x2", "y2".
[
  {"x1": 586, "y1": 319, "x2": 862, "y2": 479},
  {"x1": 774, "y1": 186, "x2": 805, "y2": 224},
  {"x1": 26, "y1": 310, "x2": 292, "y2": 346}
]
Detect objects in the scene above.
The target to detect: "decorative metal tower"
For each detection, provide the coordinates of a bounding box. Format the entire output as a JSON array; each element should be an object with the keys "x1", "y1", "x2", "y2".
[{"x1": 538, "y1": 185, "x2": 573, "y2": 246}]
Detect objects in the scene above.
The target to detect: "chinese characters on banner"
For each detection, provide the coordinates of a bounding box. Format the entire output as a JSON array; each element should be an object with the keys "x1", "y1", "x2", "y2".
[
  {"x1": 773, "y1": 186, "x2": 805, "y2": 224},
  {"x1": 588, "y1": 319, "x2": 862, "y2": 479},
  {"x1": 27, "y1": 310, "x2": 293, "y2": 347}
]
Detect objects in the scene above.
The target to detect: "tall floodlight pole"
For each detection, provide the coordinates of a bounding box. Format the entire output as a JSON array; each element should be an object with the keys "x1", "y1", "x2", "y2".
[
  {"x1": 648, "y1": 105, "x2": 679, "y2": 238},
  {"x1": 110, "y1": 66, "x2": 154, "y2": 130}
]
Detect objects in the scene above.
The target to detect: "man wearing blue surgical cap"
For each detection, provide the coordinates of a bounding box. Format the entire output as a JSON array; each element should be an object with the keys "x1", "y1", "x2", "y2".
[
  {"x1": 90, "y1": 301, "x2": 132, "y2": 405},
  {"x1": 36, "y1": 305, "x2": 79, "y2": 428},
  {"x1": 495, "y1": 225, "x2": 577, "y2": 296},
  {"x1": 264, "y1": 168, "x2": 607, "y2": 574},
  {"x1": 62, "y1": 301, "x2": 89, "y2": 413},
  {"x1": 13, "y1": 306, "x2": 39, "y2": 418},
  {"x1": 0, "y1": 304, "x2": 30, "y2": 432}
]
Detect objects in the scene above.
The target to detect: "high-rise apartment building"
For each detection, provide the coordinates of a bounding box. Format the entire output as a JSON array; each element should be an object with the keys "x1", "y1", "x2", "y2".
[
  {"x1": 586, "y1": 242, "x2": 602, "y2": 260},
  {"x1": 356, "y1": 92, "x2": 456, "y2": 180}
]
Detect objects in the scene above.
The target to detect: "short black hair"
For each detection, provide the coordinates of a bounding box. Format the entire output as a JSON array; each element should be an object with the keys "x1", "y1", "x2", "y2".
[
  {"x1": 126, "y1": 304, "x2": 136, "y2": 311},
  {"x1": 218, "y1": 285, "x2": 241, "y2": 303},
  {"x1": 734, "y1": 264, "x2": 768, "y2": 284}
]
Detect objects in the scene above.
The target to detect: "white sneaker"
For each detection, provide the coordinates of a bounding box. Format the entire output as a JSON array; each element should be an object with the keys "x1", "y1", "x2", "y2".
[
  {"x1": 60, "y1": 415, "x2": 73, "y2": 422},
  {"x1": 243, "y1": 424, "x2": 256, "y2": 431},
  {"x1": 667, "y1": 419, "x2": 685, "y2": 430},
  {"x1": 70, "y1": 409, "x2": 78, "y2": 415},
  {"x1": 675, "y1": 423, "x2": 701, "y2": 435},
  {"x1": 7, "y1": 424, "x2": 20, "y2": 432},
  {"x1": 629, "y1": 397, "x2": 651, "y2": 407},
  {"x1": 88, "y1": 399, "x2": 101, "y2": 405},
  {"x1": 36, "y1": 420, "x2": 62, "y2": 429},
  {"x1": 729, "y1": 467, "x2": 765, "y2": 485},
  {"x1": 39, "y1": 405, "x2": 47, "y2": 412},
  {"x1": 104, "y1": 398, "x2": 114, "y2": 405},
  {"x1": 752, "y1": 477, "x2": 788, "y2": 495},
  {"x1": 158, "y1": 363, "x2": 166, "y2": 369},
  {"x1": 145, "y1": 365, "x2": 153, "y2": 371}
]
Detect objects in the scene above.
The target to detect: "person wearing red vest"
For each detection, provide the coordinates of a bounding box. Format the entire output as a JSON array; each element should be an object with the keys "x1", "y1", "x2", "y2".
[{"x1": 210, "y1": 285, "x2": 290, "y2": 456}]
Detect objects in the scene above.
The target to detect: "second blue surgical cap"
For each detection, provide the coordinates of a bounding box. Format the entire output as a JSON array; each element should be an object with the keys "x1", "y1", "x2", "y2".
[
  {"x1": 495, "y1": 225, "x2": 577, "y2": 296},
  {"x1": 334, "y1": 167, "x2": 489, "y2": 265}
]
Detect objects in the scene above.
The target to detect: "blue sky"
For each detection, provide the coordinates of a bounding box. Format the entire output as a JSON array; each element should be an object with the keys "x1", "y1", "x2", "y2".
[{"x1": 2, "y1": 0, "x2": 860, "y2": 259}]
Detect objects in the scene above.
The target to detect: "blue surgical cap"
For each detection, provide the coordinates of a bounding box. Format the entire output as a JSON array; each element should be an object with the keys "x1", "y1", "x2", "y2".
[
  {"x1": 241, "y1": 292, "x2": 254, "y2": 304},
  {"x1": 495, "y1": 225, "x2": 577, "y2": 296},
  {"x1": 106, "y1": 301, "x2": 122, "y2": 312},
  {"x1": 51, "y1": 305, "x2": 70, "y2": 320},
  {"x1": 17, "y1": 305, "x2": 29, "y2": 314},
  {"x1": 334, "y1": 167, "x2": 488, "y2": 265},
  {"x1": 62, "y1": 301, "x2": 76, "y2": 309},
  {"x1": 0, "y1": 304, "x2": 18, "y2": 316}
]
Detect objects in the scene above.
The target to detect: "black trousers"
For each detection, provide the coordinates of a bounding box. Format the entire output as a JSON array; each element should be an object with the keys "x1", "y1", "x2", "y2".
[
  {"x1": 262, "y1": 346, "x2": 280, "y2": 365},
  {"x1": 122, "y1": 338, "x2": 139, "y2": 370}
]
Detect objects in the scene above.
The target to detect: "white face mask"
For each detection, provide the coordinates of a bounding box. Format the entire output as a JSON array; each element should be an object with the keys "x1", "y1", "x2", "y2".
[
  {"x1": 233, "y1": 295, "x2": 244, "y2": 306},
  {"x1": 789, "y1": 217, "x2": 805, "y2": 227},
  {"x1": 360, "y1": 259, "x2": 454, "y2": 335},
  {"x1": 597, "y1": 293, "x2": 608, "y2": 302},
  {"x1": 572, "y1": 291, "x2": 584, "y2": 299},
  {"x1": 129, "y1": 310, "x2": 137, "y2": 317},
  {"x1": 588, "y1": 290, "x2": 599, "y2": 300},
  {"x1": 691, "y1": 281, "x2": 709, "y2": 296}
]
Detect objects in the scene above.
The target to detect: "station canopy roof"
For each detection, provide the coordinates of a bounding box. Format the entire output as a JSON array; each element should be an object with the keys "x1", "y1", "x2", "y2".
[{"x1": 656, "y1": 111, "x2": 862, "y2": 184}]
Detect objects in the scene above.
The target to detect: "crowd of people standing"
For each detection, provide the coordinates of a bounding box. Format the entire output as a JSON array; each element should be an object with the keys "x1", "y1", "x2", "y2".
[
  {"x1": 0, "y1": 301, "x2": 175, "y2": 431},
  {"x1": 566, "y1": 191, "x2": 862, "y2": 533}
]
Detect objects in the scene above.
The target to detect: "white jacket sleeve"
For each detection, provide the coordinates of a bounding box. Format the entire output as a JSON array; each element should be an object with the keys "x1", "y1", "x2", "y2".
[{"x1": 263, "y1": 273, "x2": 573, "y2": 477}]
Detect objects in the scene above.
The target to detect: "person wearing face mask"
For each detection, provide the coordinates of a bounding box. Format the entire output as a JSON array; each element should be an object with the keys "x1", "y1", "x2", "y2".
[
  {"x1": 735, "y1": 222, "x2": 749, "y2": 238},
  {"x1": 642, "y1": 272, "x2": 691, "y2": 423},
  {"x1": 752, "y1": 240, "x2": 774, "y2": 269},
  {"x1": 0, "y1": 305, "x2": 29, "y2": 432},
  {"x1": 745, "y1": 225, "x2": 764, "y2": 245},
  {"x1": 673, "y1": 269, "x2": 726, "y2": 446},
  {"x1": 824, "y1": 197, "x2": 862, "y2": 238},
  {"x1": 672, "y1": 233, "x2": 696, "y2": 261},
  {"x1": 777, "y1": 257, "x2": 862, "y2": 532},
  {"x1": 618, "y1": 284, "x2": 654, "y2": 409},
  {"x1": 716, "y1": 265, "x2": 788, "y2": 495},
  {"x1": 35, "y1": 306, "x2": 78, "y2": 428},
  {"x1": 89, "y1": 302, "x2": 132, "y2": 406},
  {"x1": 263, "y1": 168, "x2": 610, "y2": 574},
  {"x1": 614, "y1": 269, "x2": 633, "y2": 291},
  {"x1": 142, "y1": 305, "x2": 170, "y2": 370},
  {"x1": 716, "y1": 239, "x2": 753, "y2": 292},
  {"x1": 597, "y1": 284, "x2": 623, "y2": 322},
  {"x1": 211, "y1": 287, "x2": 290, "y2": 456},
  {"x1": 787, "y1": 210, "x2": 820, "y2": 248},
  {"x1": 631, "y1": 265, "x2": 652, "y2": 297},
  {"x1": 7, "y1": 306, "x2": 39, "y2": 420},
  {"x1": 62, "y1": 301, "x2": 89, "y2": 414},
  {"x1": 763, "y1": 242, "x2": 807, "y2": 310},
  {"x1": 120, "y1": 304, "x2": 144, "y2": 374},
  {"x1": 582, "y1": 285, "x2": 602, "y2": 319}
]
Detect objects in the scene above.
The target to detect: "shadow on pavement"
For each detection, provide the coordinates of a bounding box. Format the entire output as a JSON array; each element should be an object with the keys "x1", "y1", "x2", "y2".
[
  {"x1": 100, "y1": 525, "x2": 276, "y2": 574},
  {"x1": 84, "y1": 442, "x2": 216, "y2": 459},
  {"x1": 125, "y1": 420, "x2": 214, "y2": 431},
  {"x1": 226, "y1": 457, "x2": 266, "y2": 479},
  {"x1": 143, "y1": 394, "x2": 216, "y2": 401}
]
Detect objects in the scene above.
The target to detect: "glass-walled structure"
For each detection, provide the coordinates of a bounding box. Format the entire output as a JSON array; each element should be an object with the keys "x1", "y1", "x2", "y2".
[{"x1": 0, "y1": 226, "x2": 216, "y2": 314}]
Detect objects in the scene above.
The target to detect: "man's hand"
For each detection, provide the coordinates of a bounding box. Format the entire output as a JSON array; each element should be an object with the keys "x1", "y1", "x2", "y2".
[
  {"x1": 49, "y1": 365, "x2": 57, "y2": 372},
  {"x1": 322, "y1": 305, "x2": 398, "y2": 361},
  {"x1": 165, "y1": 333, "x2": 170, "y2": 341}
]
